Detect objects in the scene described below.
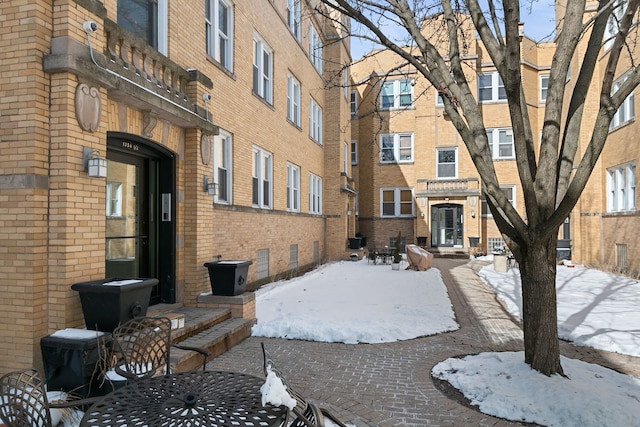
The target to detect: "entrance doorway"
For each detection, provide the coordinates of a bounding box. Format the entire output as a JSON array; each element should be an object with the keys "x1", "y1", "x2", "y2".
[
  {"x1": 431, "y1": 204, "x2": 463, "y2": 247},
  {"x1": 106, "y1": 133, "x2": 176, "y2": 304}
]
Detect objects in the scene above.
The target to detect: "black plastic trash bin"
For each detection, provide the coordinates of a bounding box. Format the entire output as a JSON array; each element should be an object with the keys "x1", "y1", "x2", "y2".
[
  {"x1": 204, "y1": 260, "x2": 252, "y2": 296},
  {"x1": 71, "y1": 278, "x2": 158, "y2": 332},
  {"x1": 348, "y1": 237, "x2": 362, "y2": 249},
  {"x1": 40, "y1": 329, "x2": 112, "y2": 398}
]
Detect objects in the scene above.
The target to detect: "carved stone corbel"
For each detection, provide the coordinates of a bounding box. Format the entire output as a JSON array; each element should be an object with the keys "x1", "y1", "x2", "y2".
[{"x1": 142, "y1": 110, "x2": 158, "y2": 138}]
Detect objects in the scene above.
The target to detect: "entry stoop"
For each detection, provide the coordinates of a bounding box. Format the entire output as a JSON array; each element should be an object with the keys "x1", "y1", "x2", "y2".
[{"x1": 147, "y1": 305, "x2": 255, "y2": 373}]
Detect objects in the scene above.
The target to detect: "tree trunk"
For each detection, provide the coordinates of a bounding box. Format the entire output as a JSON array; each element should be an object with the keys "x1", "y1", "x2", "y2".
[{"x1": 518, "y1": 233, "x2": 565, "y2": 376}]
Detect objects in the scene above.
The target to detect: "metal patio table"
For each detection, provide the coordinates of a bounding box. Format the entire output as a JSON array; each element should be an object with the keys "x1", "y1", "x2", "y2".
[{"x1": 80, "y1": 370, "x2": 287, "y2": 426}]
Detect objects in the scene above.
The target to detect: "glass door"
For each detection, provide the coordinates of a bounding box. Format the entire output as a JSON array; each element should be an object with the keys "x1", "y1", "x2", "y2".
[{"x1": 431, "y1": 204, "x2": 463, "y2": 247}]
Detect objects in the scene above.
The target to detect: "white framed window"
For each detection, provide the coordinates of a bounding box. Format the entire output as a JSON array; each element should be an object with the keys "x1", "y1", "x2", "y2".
[
  {"x1": 343, "y1": 142, "x2": 349, "y2": 174},
  {"x1": 605, "y1": 0, "x2": 626, "y2": 50},
  {"x1": 540, "y1": 74, "x2": 549, "y2": 102},
  {"x1": 607, "y1": 163, "x2": 636, "y2": 212},
  {"x1": 381, "y1": 188, "x2": 414, "y2": 217},
  {"x1": 610, "y1": 74, "x2": 635, "y2": 130},
  {"x1": 309, "y1": 173, "x2": 322, "y2": 214},
  {"x1": 309, "y1": 24, "x2": 322, "y2": 73},
  {"x1": 205, "y1": 0, "x2": 233, "y2": 71},
  {"x1": 213, "y1": 130, "x2": 232, "y2": 204},
  {"x1": 486, "y1": 128, "x2": 515, "y2": 159},
  {"x1": 478, "y1": 72, "x2": 506, "y2": 103},
  {"x1": 309, "y1": 97, "x2": 323, "y2": 144},
  {"x1": 118, "y1": 0, "x2": 168, "y2": 54},
  {"x1": 350, "y1": 90, "x2": 358, "y2": 115},
  {"x1": 287, "y1": 163, "x2": 300, "y2": 212},
  {"x1": 343, "y1": 66, "x2": 349, "y2": 99},
  {"x1": 436, "y1": 147, "x2": 457, "y2": 178},
  {"x1": 287, "y1": 0, "x2": 301, "y2": 41},
  {"x1": 253, "y1": 33, "x2": 273, "y2": 104},
  {"x1": 351, "y1": 140, "x2": 358, "y2": 165},
  {"x1": 106, "y1": 182, "x2": 122, "y2": 217},
  {"x1": 287, "y1": 73, "x2": 301, "y2": 126},
  {"x1": 380, "y1": 133, "x2": 413, "y2": 163},
  {"x1": 481, "y1": 186, "x2": 516, "y2": 216},
  {"x1": 252, "y1": 147, "x2": 272, "y2": 209},
  {"x1": 381, "y1": 79, "x2": 413, "y2": 109}
]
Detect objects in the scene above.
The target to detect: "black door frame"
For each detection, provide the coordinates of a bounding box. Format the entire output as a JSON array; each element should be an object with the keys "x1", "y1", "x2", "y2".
[
  {"x1": 107, "y1": 132, "x2": 176, "y2": 304},
  {"x1": 430, "y1": 203, "x2": 463, "y2": 247}
]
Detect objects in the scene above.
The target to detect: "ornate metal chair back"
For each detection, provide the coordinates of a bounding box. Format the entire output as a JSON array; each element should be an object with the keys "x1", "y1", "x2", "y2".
[{"x1": 0, "y1": 369, "x2": 52, "y2": 427}]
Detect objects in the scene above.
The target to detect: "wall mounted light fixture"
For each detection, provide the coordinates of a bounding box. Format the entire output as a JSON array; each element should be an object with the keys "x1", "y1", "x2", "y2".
[
  {"x1": 203, "y1": 176, "x2": 217, "y2": 196},
  {"x1": 83, "y1": 147, "x2": 107, "y2": 178}
]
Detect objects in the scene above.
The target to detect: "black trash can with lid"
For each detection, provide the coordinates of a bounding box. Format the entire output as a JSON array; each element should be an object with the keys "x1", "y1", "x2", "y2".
[
  {"x1": 40, "y1": 328, "x2": 112, "y2": 398},
  {"x1": 203, "y1": 260, "x2": 252, "y2": 296},
  {"x1": 71, "y1": 277, "x2": 158, "y2": 332}
]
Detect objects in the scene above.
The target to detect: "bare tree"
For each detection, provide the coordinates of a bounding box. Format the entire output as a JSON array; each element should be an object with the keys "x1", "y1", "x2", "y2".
[{"x1": 320, "y1": 0, "x2": 640, "y2": 375}]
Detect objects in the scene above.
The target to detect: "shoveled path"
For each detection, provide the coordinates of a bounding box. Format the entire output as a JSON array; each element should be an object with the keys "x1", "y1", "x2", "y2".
[{"x1": 205, "y1": 258, "x2": 640, "y2": 426}]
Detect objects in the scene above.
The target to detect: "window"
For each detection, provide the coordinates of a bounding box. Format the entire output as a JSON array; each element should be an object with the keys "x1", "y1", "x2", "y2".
[
  {"x1": 381, "y1": 79, "x2": 413, "y2": 109},
  {"x1": 253, "y1": 34, "x2": 273, "y2": 104},
  {"x1": 106, "y1": 182, "x2": 122, "y2": 217},
  {"x1": 343, "y1": 142, "x2": 348, "y2": 174},
  {"x1": 351, "y1": 140, "x2": 358, "y2": 165},
  {"x1": 287, "y1": 74, "x2": 301, "y2": 126},
  {"x1": 481, "y1": 186, "x2": 516, "y2": 216},
  {"x1": 478, "y1": 72, "x2": 506, "y2": 102},
  {"x1": 486, "y1": 128, "x2": 515, "y2": 159},
  {"x1": 610, "y1": 75, "x2": 635, "y2": 129},
  {"x1": 252, "y1": 147, "x2": 272, "y2": 209},
  {"x1": 380, "y1": 133, "x2": 413, "y2": 163},
  {"x1": 257, "y1": 248, "x2": 269, "y2": 280},
  {"x1": 607, "y1": 163, "x2": 636, "y2": 212},
  {"x1": 540, "y1": 74, "x2": 549, "y2": 102},
  {"x1": 605, "y1": 0, "x2": 626, "y2": 50},
  {"x1": 436, "y1": 148, "x2": 457, "y2": 178},
  {"x1": 309, "y1": 98, "x2": 322, "y2": 144},
  {"x1": 350, "y1": 90, "x2": 358, "y2": 115},
  {"x1": 343, "y1": 66, "x2": 349, "y2": 99},
  {"x1": 309, "y1": 25, "x2": 322, "y2": 73},
  {"x1": 381, "y1": 188, "x2": 414, "y2": 217},
  {"x1": 213, "y1": 130, "x2": 232, "y2": 204},
  {"x1": 287, "y1": 0, "x2": 301, "y2": 41},
  {"x1": 309, "y1": 173, "x2": 322, "y2": 214},
  {"x1": 205, "y1": 0, "x2": 233, "y2": 71},
  {"x1": 118, "y1": 0, "x2": 168, "y2": 54},
  {"x1": 287, "y1": 163, "x2": 300, "y2": 212}
]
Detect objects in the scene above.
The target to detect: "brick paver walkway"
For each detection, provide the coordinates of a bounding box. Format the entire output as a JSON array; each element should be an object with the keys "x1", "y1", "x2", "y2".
[{"x1": 205, "y1": 258, "x2": 640, "y2": 426}]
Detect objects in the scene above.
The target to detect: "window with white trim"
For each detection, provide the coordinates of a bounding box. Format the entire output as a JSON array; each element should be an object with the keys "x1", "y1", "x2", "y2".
[
  {"x1": 287, "y1": 0, "x2": 301, "y2": 41},
  {"x1": 481, "y1": 186, "x2": 516, "y2": 216},
  {"x1": 610, "y1": 75, "x2": 635, "y2": 130},
  {"x1": 205, "y1": 0, "x2": 233, "y2": 71},
  {"x1": 309, "y1": 173, "x2": 322, "y2": 214},
  {"x1": 605, "y1": 0, "x2": 626, "y2": 50},
  {"x1": 309, "y1": 97, "x2": 322, "y2": 144},
  {"x1": 486, "y1": 128, "x2": 515, "y2": 159},
  {"x1": 380, "y1": 133, "x2": 413, "y2": 163},
  {"x1": 253, "y1": 33, "x2": 273, "y2": 104},
  {"x1": 478, "y1": 72, "x2": 506, "y2": 102},
  {"x1": 381, "y1": 79, "x2": 413, "y2": 109},
  {"x1": 381, "y1": 188, "x2": 414, "y2": 217},
  {"x1": 607, "y1": 163, "x2": 636, "y2": 212},
  {"x1": 213, "y1": 130, "x2": 232, "y2": 204},
  {"x1": 350, "y1": 90, "x2": 358, "y2": 115},
  {"x1": 287, "y1": 73, "x2": 301, "y2": 126},
  {"x1": 106, "y1": 182, "x2": 122, "y2": 217},
  {"x1": 309, "y1": 24, "x2": 322, "y2": 73},
  {"x1": 118, "y1": 0, "x2": 168, "y2": 54},
  {"x1": 287, "y1": 163, "x2": 300, "y2": 212},
  {"x1": 540, "y1": 74, "x2": 549, "y2": 102},
  {"x1": 436, "y1": 148, "x2": 457, "y2": 179},
  {"x1": 252, "y1": 147, "x2": 272, "y2": 209},
  {"x1": 351, "y1": 140, "x2": 358, "y2": 165}
]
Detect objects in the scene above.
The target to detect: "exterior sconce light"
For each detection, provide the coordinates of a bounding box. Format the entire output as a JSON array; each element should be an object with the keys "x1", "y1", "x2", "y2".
[
  {"x1": 471, "y1": 209, "x2": 476, "y2": 218},
  {"x1": 83, "y1": 147, "x2": 107, "y2": 178},
  {"x1": 203, "y1": 176, "x2": 217, "y2": 196}
]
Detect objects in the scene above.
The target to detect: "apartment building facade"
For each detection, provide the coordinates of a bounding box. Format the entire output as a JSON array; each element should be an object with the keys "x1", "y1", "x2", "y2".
[{"x1": 0, "y1": 0, "x2": 354, "y2": 373}]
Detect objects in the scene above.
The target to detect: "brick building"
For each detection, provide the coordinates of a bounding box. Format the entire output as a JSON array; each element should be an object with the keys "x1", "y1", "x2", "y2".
[{"x1": 0, "y1": 0, "x2": 354, "y2": 373}]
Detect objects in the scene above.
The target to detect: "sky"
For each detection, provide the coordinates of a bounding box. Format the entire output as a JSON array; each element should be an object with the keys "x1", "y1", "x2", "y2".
[
  {"x1": 350, "y1": 0, "x2": 557, "y2": 60},
  {"x1": 252, "y1": 257, "x2": 640, "y2": 427}
]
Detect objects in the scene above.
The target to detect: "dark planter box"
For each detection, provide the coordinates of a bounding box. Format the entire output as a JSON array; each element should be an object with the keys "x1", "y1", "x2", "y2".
[
  {"x1": 348, "y1": 237, "x2": 362, "y2": 249},
  {"x1": 71, "y1": 278, "x2": 158, "y2": 332},
  {"x1": 41, "y1": 329, "x2": 112, "y2": 398},
  {"x1": 204, "y1": 260, "x2": 252, "y2": 296}
]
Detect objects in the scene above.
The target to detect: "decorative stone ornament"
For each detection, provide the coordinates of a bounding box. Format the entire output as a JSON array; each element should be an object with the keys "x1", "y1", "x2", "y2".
[
  {"x1": 200, "y1": 134, "x2": 212, "y2": 165},
  {"x1": 75, "y1": 83, "x2": 101, "y2": 132},
  {"x1": 142, "y1": 110, "x2": 158, "y2": 138}
]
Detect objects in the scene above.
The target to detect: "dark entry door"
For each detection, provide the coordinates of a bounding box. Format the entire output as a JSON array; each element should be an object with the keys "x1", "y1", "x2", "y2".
[{"x1": 431, "y1": 204, "x2": 463, "y2": 247}]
